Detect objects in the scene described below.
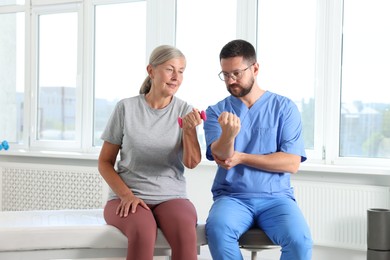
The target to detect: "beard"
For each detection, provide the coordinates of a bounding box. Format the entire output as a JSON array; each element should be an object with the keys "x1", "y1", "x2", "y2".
[{"x1": 227, "y1": 77, "x2": 255, "y2": 97}]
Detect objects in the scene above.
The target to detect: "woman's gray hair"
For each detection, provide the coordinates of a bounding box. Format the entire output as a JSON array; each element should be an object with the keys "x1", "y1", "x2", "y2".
[{"x1": 139, "y1": 45, "x2": 186, "y2": 94}]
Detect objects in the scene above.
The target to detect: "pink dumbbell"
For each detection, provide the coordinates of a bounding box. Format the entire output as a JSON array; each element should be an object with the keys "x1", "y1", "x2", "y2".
[{"x1": 178, "y1": 111, "x2": 207, "y2": 128}]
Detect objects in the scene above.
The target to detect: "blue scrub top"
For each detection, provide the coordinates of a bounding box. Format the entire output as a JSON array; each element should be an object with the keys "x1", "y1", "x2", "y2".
[{"x1": 203, "y1": 91, "x2": 307, "y2": 200}]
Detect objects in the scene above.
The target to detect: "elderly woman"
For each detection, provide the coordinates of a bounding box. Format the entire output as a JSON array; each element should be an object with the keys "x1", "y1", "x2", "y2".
[{"x1": 98, "y1": 45, "x2": 202, "y2": 260}]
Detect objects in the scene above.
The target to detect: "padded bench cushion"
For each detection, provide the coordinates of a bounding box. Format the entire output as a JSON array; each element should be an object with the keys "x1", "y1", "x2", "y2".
[{"x1": 0, "y1": 209, "x2": 207, "y2": 252}]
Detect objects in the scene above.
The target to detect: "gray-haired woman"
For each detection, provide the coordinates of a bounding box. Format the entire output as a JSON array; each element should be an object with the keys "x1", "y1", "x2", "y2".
[{"x1": 98, "y1": 45, "x2": 202, "y2": 260}]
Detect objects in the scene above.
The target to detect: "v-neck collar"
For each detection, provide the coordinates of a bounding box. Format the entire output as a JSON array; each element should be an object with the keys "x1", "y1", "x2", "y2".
[{"x1": 228, "y1": 90, "x2": 270, "y2": 118}]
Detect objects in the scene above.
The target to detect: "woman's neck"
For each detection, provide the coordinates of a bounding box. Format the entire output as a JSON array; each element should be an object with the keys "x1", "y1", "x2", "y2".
[{"x1": 145, "y1": 92, "x2": 173, "y2": 109}]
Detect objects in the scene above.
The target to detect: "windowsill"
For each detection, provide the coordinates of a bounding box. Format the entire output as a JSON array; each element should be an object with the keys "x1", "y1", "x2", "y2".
[
  {"x1": 1, "y1": 149, "x2": 390, "y2": 176},
  {"x1": 0, "y1": 149, "x2": 100, "y2": 160}
]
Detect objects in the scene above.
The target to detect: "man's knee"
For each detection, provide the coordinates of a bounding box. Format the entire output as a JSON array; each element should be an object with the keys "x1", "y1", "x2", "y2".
[{"x1": 282, "y1": 233, "x2": 313, "y2": 259}]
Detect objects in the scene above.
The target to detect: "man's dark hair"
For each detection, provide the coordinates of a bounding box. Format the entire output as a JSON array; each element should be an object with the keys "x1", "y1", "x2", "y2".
[{"x1": 219, "y1": 39, "x2": 257, "y2": 64}]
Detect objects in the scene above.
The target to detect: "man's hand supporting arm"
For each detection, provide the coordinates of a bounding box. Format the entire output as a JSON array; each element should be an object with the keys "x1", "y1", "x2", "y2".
[{"x1": 210, "y1": 112, "x2": 301, "y2": 174}]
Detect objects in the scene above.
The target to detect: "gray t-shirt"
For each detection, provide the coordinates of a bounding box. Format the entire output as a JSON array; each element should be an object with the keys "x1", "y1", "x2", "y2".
[{"x1": 101, "y1": 94, "x2": 192, "y2": 204}]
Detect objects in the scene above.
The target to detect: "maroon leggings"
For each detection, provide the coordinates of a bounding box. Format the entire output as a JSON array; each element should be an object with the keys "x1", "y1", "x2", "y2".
[{"x1": 104, "y1": 198, "x2": 198, "y2": 260}]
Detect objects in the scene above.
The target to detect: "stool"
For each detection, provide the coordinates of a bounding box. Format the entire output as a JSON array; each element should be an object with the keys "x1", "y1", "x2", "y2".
[{"x1": 239, "y1": 228, "x2": 279, "y2": 260}]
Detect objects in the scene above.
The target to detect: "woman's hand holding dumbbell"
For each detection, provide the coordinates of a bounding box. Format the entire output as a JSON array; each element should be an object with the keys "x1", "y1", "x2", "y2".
[{"x1": 178, "y1": 109, "x2": 207, "y2": 129}]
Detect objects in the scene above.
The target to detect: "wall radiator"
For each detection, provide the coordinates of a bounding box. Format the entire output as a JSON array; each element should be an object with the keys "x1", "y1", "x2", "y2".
[
  {"x1": 292, "y1": 180, "x2": 390, "y2": 250},
  {"x1": 0, "y1": 163, "x2": 108, "y2": 211},
  {"x1": 1, "y1": 163, "x2": 389, "y2": 250}
]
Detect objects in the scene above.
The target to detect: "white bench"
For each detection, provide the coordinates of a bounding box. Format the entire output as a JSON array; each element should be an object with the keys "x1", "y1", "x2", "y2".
[
  {"x1": 0, "y1": 209, "x2": 206, "y2": 260},
  {"x1": 0, "y1": 209, "x2": 277, "y2": 260}
]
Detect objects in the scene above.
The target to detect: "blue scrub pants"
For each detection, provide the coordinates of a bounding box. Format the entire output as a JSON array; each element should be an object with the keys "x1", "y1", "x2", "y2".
[{"x1": 206, "y1": 196, "x2": 313, "y2": 260}]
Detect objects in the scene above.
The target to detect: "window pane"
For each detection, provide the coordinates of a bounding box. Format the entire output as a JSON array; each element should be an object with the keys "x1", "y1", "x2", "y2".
[
  {"x1": 176, "y1": 0, "x2": 237, "y2": 150},
  {"x1": 94, "y1": 1, "x2": 147, "y2": 146},
  {"x1": 37, "y1": 12, "x2": 78, "y2": 141},
  {"x1": 257, "y1": 0, "x2": 316, "y2": 149},
  {"x1": 0, "y1": 12, "x2": 24, "y2": 144},
  {"x1": 340, "y1": 0, "x2": 390, "y2": 158}
]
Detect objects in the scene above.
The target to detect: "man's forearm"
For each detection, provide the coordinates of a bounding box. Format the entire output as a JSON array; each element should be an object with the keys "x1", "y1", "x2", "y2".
[{"x1": 210, "y1": 134, "x2": 235, "y2": 160}]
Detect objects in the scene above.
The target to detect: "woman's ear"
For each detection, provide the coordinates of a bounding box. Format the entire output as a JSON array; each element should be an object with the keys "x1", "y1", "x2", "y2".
[{"x1": 146, "y1": 64, "x2": 153, "y2": 79}]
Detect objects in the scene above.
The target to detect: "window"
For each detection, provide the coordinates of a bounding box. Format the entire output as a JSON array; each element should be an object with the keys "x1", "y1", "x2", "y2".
[
  {"x1": 176, "y1": 0, "x2": 237, "y2": 150},
  {"x1": 93, "y1": 1, "x2": 147, "y2": 146},
  {"x1": 36, "y1": 11, "x2": 78, "y2": 142},
  {"x1": 1, "y1": 0, "x2": 389, "y2": 171},
  {"x1": 0, "y1": 11, "x2": 24, "y2": 144},
  {"x1": 257, "y1": 0, "x2": 317, "y2": 151},
  {"x1": 340, "y1": 0, "x2": 390, "y2": 159}
]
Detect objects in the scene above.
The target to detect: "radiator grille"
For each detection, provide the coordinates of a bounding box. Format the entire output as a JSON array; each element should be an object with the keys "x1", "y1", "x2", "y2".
[
  {"x1": 293, "y1": 180, "x2": 390, "y2": 250},
  {"x1": 1, "y1": 163, "x2": 105, "y2": 211}
]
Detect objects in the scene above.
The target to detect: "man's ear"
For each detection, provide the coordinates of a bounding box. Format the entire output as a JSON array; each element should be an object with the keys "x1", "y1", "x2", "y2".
[{"x1": 253, "y1": 62, "x2": 259, "y2": 75}]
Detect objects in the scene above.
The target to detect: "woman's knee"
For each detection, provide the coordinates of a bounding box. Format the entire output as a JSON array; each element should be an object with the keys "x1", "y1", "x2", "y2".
[
  {"x1": 154, "y1": 199, "x2": 197, "y2": 226},
  {"x1": 104, "y1": 199, "x2": 157, "y2": 236}
]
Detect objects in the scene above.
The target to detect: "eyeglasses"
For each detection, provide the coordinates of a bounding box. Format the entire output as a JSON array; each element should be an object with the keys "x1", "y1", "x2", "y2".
[{"x1": 218, "y1": 63, "x2": 255, "y2": 81}]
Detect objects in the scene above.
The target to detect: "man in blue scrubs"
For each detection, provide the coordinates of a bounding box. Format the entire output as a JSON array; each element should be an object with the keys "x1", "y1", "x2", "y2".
[{"x1": 203, "y1": 39, "x2": 313, "y2": 260}]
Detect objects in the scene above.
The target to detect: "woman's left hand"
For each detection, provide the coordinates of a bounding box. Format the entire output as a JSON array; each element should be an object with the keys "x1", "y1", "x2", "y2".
[{"x1": 181, "y1": 108, "x2": 203, "y2": 130}]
